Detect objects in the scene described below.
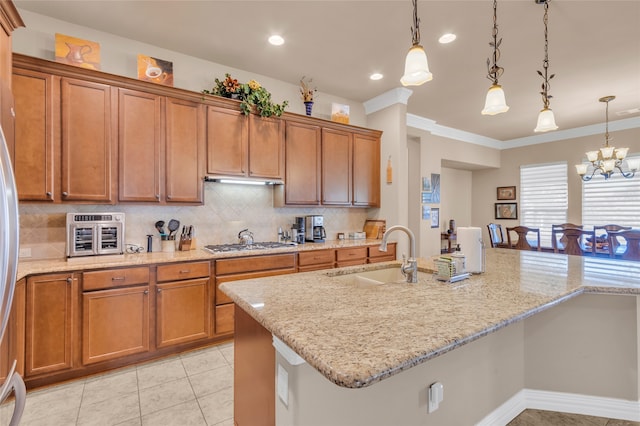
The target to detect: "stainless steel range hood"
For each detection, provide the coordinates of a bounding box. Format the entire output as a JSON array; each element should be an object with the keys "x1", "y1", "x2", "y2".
[{"x1": 204, "y1": 176, "x2": 284, "y2": 185}]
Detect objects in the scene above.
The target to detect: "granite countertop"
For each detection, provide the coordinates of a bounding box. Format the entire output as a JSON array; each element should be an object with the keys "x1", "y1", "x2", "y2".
[
  {"x1": 220, "y1": 249, "x2": 640, "y2": 389},
  {"x1": 16, "y1": 239, "x2": 386, "y2": 281}
]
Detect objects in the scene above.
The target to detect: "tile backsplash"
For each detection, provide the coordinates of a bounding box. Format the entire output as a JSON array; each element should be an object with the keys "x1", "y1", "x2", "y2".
[{"x1": 19, "y1": 183, "x2": 374, "y2": 260}]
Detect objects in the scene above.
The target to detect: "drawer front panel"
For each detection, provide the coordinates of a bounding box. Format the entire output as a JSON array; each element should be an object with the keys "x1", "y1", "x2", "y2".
[
  {"x1": 157, "y1": 261, "x2": 211, "y2": 282},
  {"x1": 83, "y1": 267, "x2": 150, "y2": 291},
  {"x1": 298, "y1": 250, "x2": 335, "y2": 267},
  {"x1": 215, "y1": 254, "x2": 295, "y2": 276},
  {"x1": 336, "y1": 247, "x2": 368, "y2": 262}
]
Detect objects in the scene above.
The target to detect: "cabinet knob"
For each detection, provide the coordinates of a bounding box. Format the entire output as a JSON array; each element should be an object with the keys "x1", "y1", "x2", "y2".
[
  {"x1": 62, "y1": 192, "x2": 68, "y2": 197},
  {"x1": 157, "y1": 288, "x2": 161, "y2": 293},
  {"x1": 46, "y1": 192, "x2": 52, "y2": 198},
  {"x1": 144, "y1": 290, "x2": 149, "y2": 295},
  {"x1": 155, "y1": 194, "x2": 160, "y2": 199},
  {"x1": 66, "y1": 277, "x2": 72, "y2": 284}
]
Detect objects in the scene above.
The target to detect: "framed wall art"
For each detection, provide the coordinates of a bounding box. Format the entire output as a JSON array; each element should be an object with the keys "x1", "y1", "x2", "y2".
[
  {"x1": 497, "y1": 186, "x2": 516, "y2": 200},
  {"x1": 495, "y1": 203, "x2": 517, "y2": 220},
  {"x1": 431, "y1": 208, "x2": 439, "y2": 228},
  {"x1": 137, "y1": 54, "x2": 174, "y2": 86},
  {"x1": 55, "y1": 33, "x2": 101, "y2": 70}
]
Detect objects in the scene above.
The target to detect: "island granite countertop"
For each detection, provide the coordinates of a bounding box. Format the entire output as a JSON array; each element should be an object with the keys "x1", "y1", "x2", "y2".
[{"x1": 220, "y1": 248, "x2": 640, "y2": 389}]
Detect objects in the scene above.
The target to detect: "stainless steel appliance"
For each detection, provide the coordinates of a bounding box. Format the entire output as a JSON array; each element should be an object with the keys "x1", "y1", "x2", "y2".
[
  {"x1": 294, "y1": 217, "x2": 305, "y2": 244},
  {"x1": 305, "y1": 215, "x2": 326, "y2": 242},
  {"x1": 0, "y1": 124, "x2": 26, "y2": 424},
  {"x1": 66, "y1": 212, "x2": 125, "y2": 258}
]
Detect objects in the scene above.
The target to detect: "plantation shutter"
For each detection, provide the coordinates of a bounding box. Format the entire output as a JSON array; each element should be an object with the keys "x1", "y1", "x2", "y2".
[
  {"x1": 520, "y1": 162, "x2": 568, "y2": 247},
  {"x1": 582, "y1": 173, "x2": 640, "y2": 230}
]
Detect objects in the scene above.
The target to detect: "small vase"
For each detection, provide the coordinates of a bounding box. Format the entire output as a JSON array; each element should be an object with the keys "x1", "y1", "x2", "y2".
[{"x1": 304, "y1": 101, "x2": 313, "y2": 116}]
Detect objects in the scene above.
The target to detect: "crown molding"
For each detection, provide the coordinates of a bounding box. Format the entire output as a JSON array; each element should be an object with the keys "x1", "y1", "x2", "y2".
[
  {"x1": 363, "y1": 88, "x2": 413, "y2": 115},
  {"x1": 406, "y1": 113, "x2": 503, "y2": 149}
]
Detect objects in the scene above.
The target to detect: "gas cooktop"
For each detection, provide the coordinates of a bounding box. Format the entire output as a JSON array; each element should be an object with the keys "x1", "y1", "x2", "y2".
[{"x1": 203, "y1": 241, "x2": 297, "y2": 253}]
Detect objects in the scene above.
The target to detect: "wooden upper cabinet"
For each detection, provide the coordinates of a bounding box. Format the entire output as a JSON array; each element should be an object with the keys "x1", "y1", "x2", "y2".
[
  {"x1": 206, "y1": 105, "x2": 248, "y2": 177},
  {"x1": 206, "y1": 106, "x2": 284, "y2": 180},
  {"x1": 248, "y1": 114, "x2": 284, "y2": 179},
  {"x1": 322, "y1": 128, "x2": 352, "y2": 205},
  {"x1": 12, "y1": 68, "x2": 56, "y2": 201},
  {"x1": 61, "y1": 77, "x2": 116, "y2": 203},
  {"x1": 281, "y1": 120, "x2": 321, "y2": 205},
  {"x1": 353, "y1": 133, "x2": 381, "y2": 207},
  {"x1": 118, "y1": 88, "x2": 162, "y2": 202},
  {"x1": 165, "y1": 97, "x2": 205, "y2": 203}
]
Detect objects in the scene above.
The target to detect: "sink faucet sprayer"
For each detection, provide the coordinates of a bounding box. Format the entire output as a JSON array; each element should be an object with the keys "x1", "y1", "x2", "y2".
[{"x1": 380, "y1": 225, "x2": 418, "y2": 283}]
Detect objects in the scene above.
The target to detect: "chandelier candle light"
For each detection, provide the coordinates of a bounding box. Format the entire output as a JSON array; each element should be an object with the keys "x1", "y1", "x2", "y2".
[
  {"x1": 400, "y1": 0, "x2": 432, "y2": 86},
  {"x1": 481, "y1": 0, "x2": 509, "y2": 115},
  {"x1": 575, "y1": 96, "x2": 640, "y2": 181},
  {"x1": 533, "y1": 0, "x2": 558, "y2": 132}
]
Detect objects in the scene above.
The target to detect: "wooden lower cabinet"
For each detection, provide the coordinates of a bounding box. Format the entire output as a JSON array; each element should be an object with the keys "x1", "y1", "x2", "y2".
[
  {"x1": 298, "y1": 249, "x2": 335, "y2": 272},
  {"x1": 156, "y1": 278, "x2": 210, "y2": 348},
  {"x1": 26, "y1": 273, "x2": 77, "y2": 377},
  {"x1": 215, "y1": 304, "x2": 234, "y2": 335},
  {"x1": 82, "y1": 285, "x2": 150, "y2": 365},
  {"x1": 336, "y1": 246, "x2": 368, "y2": 268},
  {"x1": 234, "y1": 305, "x2": 275, "y2": 426},
  {"x1": 368, "y1": 242, "x2": 397, "y2": 263}
]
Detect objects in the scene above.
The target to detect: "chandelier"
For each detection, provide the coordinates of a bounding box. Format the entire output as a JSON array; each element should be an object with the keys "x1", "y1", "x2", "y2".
[
  {"x1": 481, "y1": 0, "x2": 509, "y2": 115},
  {"x1": 400, "y1": 0, "x2": 432, "y2": 86},
  {"x1": 533, "y1": 0, "x2": 558, "y2": 132},
  {"x1": 575, "y1": 96, "x2": 640, "y2": 181}
]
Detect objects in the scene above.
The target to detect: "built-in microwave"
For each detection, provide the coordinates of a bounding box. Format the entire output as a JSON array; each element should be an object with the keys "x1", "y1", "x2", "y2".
[{"x1": 66, "y1": 213, "x2": 125, "y2": 258}]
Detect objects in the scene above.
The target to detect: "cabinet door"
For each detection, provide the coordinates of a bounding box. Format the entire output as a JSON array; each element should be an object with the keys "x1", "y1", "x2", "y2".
[
  {"x1": 0, "y1": 279, "x2": 25, "y2": 381},
  {"x1": 156, "y1": 278, "x2": 210, "y2": 348},
  {"x1": 206, "y1": 105, "x2": 248, "y2": 177},
  {"x1": 322, "y1": 128, "x2": 352, "y2": 205},
  {"x1": 284, "y1": 121, "x2": 321, "y2": 205},
  {"x1": 248, "y1": 114, "x2": 284, "y2": 179},
  {"x1": 166, "y1": 97, "x2": 205, "y2": 203},
  {"x1": 82, "y1": 286, "x2": 150, "y2": 365},
  {"x1": 26, "y1": 273, "x2": 77, "y2": 376},
  {"x1": 353, "y1": 133, "x2": 381, "y2": 207},
  {"x1": 12, "y1": 69, "x2": 56, "y2": 201},
  {"x1": 118, "y1": 88, "x2": 162, "y2": 202},
  {"x1": 61, "y1": 78, "x2": 115, "y2": 202}
]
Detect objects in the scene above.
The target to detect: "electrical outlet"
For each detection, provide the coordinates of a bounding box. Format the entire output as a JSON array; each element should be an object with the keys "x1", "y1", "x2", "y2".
[
  {"x1": 428, "y1": 382, "x2": 444, "y2": 413},
  {"x1": 19, "y1": 248, "x2": 32, "y2": 258}
]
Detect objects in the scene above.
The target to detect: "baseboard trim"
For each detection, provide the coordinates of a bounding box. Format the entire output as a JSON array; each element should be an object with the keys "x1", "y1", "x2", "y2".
[{"x1": 476, "y1": 389, "x2": 640, "y2": 425}]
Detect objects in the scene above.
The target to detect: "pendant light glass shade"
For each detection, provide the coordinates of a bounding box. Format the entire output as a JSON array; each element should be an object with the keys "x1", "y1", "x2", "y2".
[
  {"x1": 400, "y1": 44, "x2": 432, "y2": 86},
  {"x1": 481, "y1": 84, "x2": 509, "y2": 115},
  {"x1": 534, "y1": 107, "x2": 558, "y2": 132}
]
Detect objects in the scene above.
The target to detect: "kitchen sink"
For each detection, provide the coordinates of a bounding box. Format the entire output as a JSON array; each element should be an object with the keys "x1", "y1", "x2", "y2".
[{"x1": 332, "y1": 266, "x2": 430, "y2": 287}]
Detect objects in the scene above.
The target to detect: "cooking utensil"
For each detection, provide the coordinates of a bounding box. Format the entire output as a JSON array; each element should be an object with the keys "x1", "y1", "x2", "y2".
[
  {"x1": 155, "y1": 220, "x2": 165, "y2": 236},
  {"x1": 167, "y1": 219, "x2": 180, "y2": 240}
]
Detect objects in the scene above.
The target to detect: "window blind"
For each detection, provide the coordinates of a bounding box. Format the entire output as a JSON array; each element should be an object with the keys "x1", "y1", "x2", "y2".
[
  {"x1": 582, "y1": 173, "x2": 640, "y2": 230},
  {"x1": 520, "y1": 162, "x2": 568, "y2": 247}
]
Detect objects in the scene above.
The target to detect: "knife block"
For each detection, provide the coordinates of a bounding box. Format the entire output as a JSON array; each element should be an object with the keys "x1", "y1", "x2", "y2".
[{"x1": 178, "y1": 236, "x2": 192, "y2": 251}]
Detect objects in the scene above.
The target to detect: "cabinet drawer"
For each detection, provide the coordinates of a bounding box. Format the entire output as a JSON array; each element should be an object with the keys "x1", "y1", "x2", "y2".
[
  {"x1": 368, "y1": 242, "x2": 396, "y2": 260},
  {"x1": 216, "y1": 254, "x2": 295, "y2": 276},
  {"x1": 157, "y1": 261, "x2": 211, "y2": 282},
  {"x1": 83, "y1": 267, "x2": 150, "y2": 291},
  {"x1": 298, "y1": 249, "x2": 335, "y2": 267},
  {"x1": 336, "y1": 247, "x2": 368, "y2": 262}
]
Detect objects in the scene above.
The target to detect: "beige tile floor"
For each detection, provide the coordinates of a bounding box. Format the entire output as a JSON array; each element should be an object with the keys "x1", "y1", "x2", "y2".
[
  {"x1": 0, "y1": 342, "x2": 234, "y2": 426},
  {"x1": 508, "y1": 409, "x2": 640, "y2": 426}
]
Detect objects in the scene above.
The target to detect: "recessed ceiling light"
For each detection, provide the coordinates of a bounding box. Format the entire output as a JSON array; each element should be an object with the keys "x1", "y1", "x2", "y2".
[
  {"x1": 439, "y1": 33, "x2": 456, "y2": 44},
  {"x1": 370, "y1": 73, "x2": 383, "y2": 81},
  {"x1": 268, "y1": 35, "x2": 284, "y2": 46}
]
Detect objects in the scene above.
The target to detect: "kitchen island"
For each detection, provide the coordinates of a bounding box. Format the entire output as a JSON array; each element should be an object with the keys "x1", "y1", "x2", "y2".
[{"x1": 220, "y1": 249, "x2": 640, "y2": 425}]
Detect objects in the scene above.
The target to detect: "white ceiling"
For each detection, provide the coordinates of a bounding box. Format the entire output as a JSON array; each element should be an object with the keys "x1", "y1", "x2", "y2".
[{"x1": 14, "y1": 0, "x2": 640, "y2": 142}]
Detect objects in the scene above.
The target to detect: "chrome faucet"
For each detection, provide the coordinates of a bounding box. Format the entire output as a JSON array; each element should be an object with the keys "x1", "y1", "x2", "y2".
[{"x1": 380, "y1": 225, "x2": 418, "y2": 283}]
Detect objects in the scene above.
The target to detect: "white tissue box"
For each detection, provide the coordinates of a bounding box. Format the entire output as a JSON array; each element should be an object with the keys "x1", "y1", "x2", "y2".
[{"x1": 348, "y1": 232, "x2": 366, "y2": 240}]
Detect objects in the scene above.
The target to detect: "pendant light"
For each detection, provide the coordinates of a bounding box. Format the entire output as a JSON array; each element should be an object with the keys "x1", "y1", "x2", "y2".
[
  {"x1": 481, "y1": 0, "x2": 509, "y2": 115},
  {"x1": 533, "y1": 0, "x2": 558, "y2": 132},
  {"x1": 400, "y1": 0, "x2": 432, "y2": 86}
]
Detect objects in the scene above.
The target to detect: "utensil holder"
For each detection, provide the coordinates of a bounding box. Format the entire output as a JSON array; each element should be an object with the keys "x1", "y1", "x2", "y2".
[{"x1": 161, "y1": 239, "x2": 175, "y2": 253}]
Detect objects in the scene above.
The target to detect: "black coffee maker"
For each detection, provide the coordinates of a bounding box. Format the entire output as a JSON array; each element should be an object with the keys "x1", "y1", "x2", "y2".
[{"x1": 294, "y1": 217, "x2": 305, "y2": 244}]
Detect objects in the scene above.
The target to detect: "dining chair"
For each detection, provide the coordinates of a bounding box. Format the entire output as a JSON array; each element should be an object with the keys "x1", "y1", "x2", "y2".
[
  {"x1": 608, "y1": 229, "x2": 640, "y2": 261},
  {"x1": 552, "y1": 228, "x2": 596, "y2": 256},
  {"x1": 594, "y1": 225, "x2": 632, "y2": 255},
  {"x1": 486, "y1": 223, "x2": 509, "y2": 248},
  {"x1": 506, "y1": 226, "x2": 541, "y2": 251},
  {"x1": 551, "y1": 223, "x2": 584, "y2": 251}
]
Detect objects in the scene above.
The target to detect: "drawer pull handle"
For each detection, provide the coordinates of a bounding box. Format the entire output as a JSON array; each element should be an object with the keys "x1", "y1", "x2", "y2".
[
  {"x1": 179, "y1": 270, "x2": 191, "y2": 274},
  {"x1": 111, "y1": 276, "x2": 125, "y2": 281}
]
